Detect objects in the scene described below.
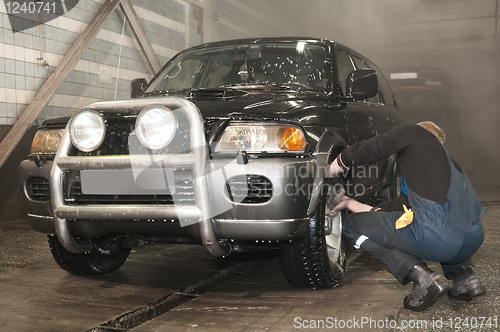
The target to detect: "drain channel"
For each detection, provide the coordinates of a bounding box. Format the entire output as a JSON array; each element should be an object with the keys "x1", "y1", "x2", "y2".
[{"x1": 87, "y1": 252, "x2": 278, "y2": 332}]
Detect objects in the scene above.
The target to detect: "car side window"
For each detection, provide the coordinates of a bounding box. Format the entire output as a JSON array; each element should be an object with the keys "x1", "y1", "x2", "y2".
[
  {"x1": 366, "y1": 59, "x2": 395, "y2": 107},
  {"x1": 335, "y1": 50, "x2": 355, "y2": 96},
  {"x1": 352, "y1": 55, "x2": 368, "y2": 70}
]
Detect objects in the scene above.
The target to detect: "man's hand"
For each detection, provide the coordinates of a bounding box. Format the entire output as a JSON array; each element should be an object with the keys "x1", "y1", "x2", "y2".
[
  {"x1": 328, "y1": 195, "x2": 352, "y2": 215},
  {"x1": 328, "y1": 195, "x2": 376, "y2": 215}
]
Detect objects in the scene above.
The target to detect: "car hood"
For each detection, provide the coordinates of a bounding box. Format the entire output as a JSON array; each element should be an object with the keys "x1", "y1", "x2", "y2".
[{"x1": 42, "y1": 91, "x2": 325, "y2": 126}]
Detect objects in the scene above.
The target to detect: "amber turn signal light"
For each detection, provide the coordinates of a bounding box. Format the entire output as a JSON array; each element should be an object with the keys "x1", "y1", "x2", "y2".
[{"x1": 278, "y1": 126, "x2": 306, "y2": 151}]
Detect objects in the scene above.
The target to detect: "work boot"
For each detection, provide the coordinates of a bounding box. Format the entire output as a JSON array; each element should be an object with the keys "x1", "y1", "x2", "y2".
[
  {"x1": 447, "y1": 265, "x2": 487, "y2": 301},
  {"x1": 403, "y1": 263, "x2": 450, "y2": 311}
]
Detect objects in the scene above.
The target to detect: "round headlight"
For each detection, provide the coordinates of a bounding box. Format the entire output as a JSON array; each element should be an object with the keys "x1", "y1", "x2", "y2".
[
  {"x1": 135, "y1": 106, "x2": 177, "y2": 150},
  {"x1": 69, "y1": 110, "x2": 106, "y2": 152}
]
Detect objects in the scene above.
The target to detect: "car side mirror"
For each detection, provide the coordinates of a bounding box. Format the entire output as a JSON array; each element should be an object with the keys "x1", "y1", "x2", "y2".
[
  {"x1": 346, "y1": 69, "x2": 378, "y2": 101},
  {"x1": 131, "y1": 78, "x2": 147, "y2": 98}
]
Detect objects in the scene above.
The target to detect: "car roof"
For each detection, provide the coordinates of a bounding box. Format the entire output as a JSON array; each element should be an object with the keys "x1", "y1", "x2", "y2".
[{"x1": 185, "y1": 37, "x2": 334, "y2": 51}]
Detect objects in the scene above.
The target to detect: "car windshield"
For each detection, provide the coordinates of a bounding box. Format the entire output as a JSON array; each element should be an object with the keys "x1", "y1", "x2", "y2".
[{"x1": 146, "y1": 42, "x2": 328, "y2": 93}]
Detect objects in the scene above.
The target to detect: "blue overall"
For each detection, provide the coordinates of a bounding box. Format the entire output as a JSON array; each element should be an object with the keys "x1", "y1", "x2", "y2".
[{"x1": 343, "y1": 148, "x2": 487, "y2": 284}]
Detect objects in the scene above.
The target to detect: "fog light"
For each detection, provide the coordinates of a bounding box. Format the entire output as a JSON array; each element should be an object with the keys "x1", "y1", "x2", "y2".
[
  {"x1": 135, "y1": 105, "x2": 177, "y2": 150},
  {"x1": 69, "y1": 110, "x2": 106, "y2": 152}
]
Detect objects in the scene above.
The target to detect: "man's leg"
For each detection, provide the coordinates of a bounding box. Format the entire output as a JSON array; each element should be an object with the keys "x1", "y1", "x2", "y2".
[
  {"x1": 343, "y1": 211, "x2": 450, "y2": 311},
  {"x1": 343, "y1": 211, "x2": 422, "y2": 283},
  {"x1": 346, "y1": 234, "x2": 422, "y2": 284},
  {"x1": 440, "y1": 222, "x2": 484, "y2": 278}
]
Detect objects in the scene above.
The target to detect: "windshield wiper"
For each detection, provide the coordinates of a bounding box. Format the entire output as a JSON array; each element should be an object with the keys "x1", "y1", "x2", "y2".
[
  {"x1": 223, "y1": 81, "x2": 314, "y2": 91},
  {"x1": 142, "y1": 89, "x2": 169, "y2": 96},
  {"x1": 223, "y1": 81, "x2": 278, "y2": 89},
  {"x1": 143, "y1": 89, "x2": 190, "y2": 96},
  {"x1": 277, "y1": 82, "x2": 315, "y2": 91}
]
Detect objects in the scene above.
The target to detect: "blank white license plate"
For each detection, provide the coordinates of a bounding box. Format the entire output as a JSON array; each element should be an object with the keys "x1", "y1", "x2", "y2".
[{"x1": 81, "y1": 169, "x2": 176, "y2": 195}]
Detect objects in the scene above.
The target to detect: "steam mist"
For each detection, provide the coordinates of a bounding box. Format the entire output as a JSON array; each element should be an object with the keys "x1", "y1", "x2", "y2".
[{"x1": 288, "y1": 0, "x2": 499, "y2": 185}]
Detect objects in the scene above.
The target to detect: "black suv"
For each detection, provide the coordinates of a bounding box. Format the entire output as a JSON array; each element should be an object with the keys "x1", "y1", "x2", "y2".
[{"x1": 20, "y1": 38, "x2": 399, "y2": 288}]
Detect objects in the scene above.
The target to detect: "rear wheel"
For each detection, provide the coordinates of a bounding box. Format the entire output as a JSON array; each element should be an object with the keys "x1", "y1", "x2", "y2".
[
  {"x1": 279, "y1": 181, "x2": 347, "y2": 288},
  {"x1": 48, "y1": 234, "x2": 131, "y2": 275}
]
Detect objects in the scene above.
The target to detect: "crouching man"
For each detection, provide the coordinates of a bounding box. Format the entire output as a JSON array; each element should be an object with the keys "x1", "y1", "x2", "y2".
[{"x1": 328, "y1": 121, "x2": 487, "y2": 311}]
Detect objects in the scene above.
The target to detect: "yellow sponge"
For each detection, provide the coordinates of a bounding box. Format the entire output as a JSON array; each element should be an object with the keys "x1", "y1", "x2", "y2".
[{"x1": 395, "y1": 205, "x2": 414, "y2": 229}]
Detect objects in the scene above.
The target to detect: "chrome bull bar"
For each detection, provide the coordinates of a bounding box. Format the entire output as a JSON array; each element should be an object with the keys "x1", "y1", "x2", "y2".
[{"x1": 50, "y1": 98, "x2": 231, "y2": 257}]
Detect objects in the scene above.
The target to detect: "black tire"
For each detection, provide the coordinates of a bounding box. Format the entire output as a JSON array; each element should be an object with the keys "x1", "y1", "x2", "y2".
[
  {"x1": 48, "y1": 234, "x2": 131, "y2": 275},
  {"x1": 279, "y1": 180, "x2": 347, "y2": 288}
]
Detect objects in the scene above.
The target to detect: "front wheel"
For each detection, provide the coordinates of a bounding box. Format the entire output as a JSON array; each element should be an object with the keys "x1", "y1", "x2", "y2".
[
  {"x1": 48, "y1": 234, "x2": 131, "y2": 275},
  {"x1": 279, "y1": 181, "x2": 347, "y2": 288}
]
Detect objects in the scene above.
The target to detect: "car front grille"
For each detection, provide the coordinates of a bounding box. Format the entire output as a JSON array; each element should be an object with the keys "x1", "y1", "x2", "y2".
[
  {"x1": 100, "y1": 121, "x2": 132, "y2": 155},
  {"x1": 26, "y1": 177, "x2": 50, "y2": 201},
  {"x1": 64, "y1": 171, "x2": 195, "y2": 206},
  {"x1": 226, "y1": 175, "x2": 272, "y2": 204}
]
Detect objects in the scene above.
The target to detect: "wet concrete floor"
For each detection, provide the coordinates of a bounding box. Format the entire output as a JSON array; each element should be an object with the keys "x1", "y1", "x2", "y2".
[{"x1": 0, "y1": 186, "x2": 499, "y2": 331}]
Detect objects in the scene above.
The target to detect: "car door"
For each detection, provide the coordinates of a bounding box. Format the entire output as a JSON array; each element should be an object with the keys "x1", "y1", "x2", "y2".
[
  {"x1": 363, "y1": 57, "x2": 400, "y2": 191},
  {"x1": 336, "y1": 48, "x2": 394, "y2": 197}
]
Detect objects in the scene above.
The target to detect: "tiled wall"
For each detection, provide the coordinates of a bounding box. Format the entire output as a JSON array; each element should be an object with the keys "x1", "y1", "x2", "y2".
[{"x1": 0, "y1": 0, "x2": 205, "y2": 125}]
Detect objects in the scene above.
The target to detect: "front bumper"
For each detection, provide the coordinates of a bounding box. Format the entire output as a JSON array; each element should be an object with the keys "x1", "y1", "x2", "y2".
[{"x1": 20, "y1": 155, "x2": 315, "y2": 242}]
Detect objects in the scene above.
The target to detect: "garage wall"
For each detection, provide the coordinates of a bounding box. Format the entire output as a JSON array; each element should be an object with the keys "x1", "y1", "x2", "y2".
[
  {"x1": 210, "y1": 0, "x2": 297, "y2": 41},
  {"x1": 37, "y1": 0, "x2": 205, "y2": 123},
  {"x1": 0, "y1": 0, "x2": 204, "y2": 125}
]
